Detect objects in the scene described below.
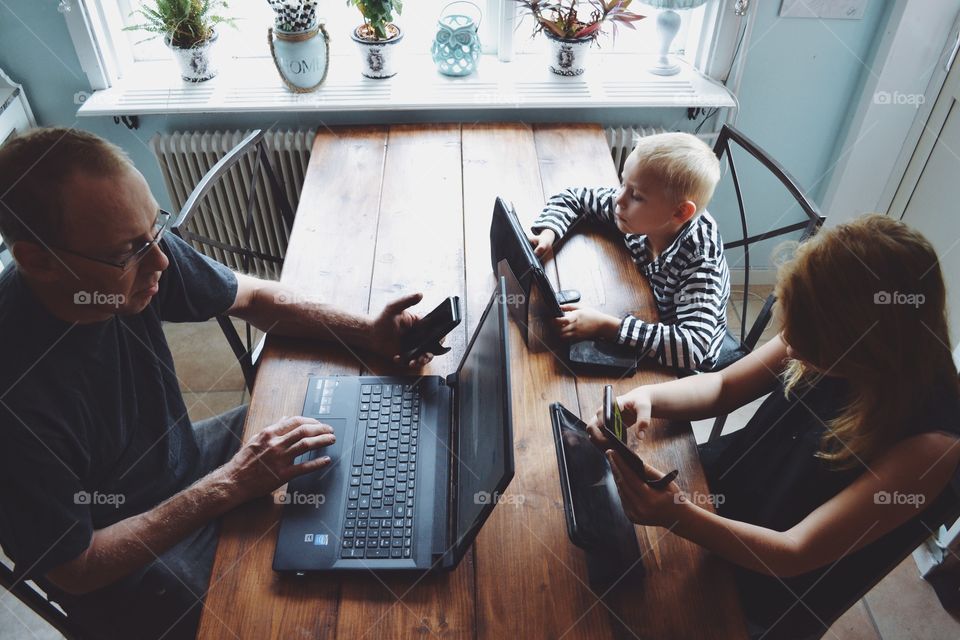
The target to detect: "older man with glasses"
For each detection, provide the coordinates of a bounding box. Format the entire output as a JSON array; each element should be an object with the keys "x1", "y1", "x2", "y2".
[{"x1": 0, "y1": 128, "x2": 434, "y2": 639}]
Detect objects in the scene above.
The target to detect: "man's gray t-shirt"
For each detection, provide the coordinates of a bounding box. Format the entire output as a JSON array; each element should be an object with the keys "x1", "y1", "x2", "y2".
[{"x1": 0, "y1": 232, "x2": 238, "y2": 581}]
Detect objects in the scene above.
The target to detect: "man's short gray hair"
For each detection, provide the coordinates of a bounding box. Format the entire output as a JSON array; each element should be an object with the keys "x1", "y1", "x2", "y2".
[{"x1": 0, "y1": 127, "x2": 134, "y2": 246}]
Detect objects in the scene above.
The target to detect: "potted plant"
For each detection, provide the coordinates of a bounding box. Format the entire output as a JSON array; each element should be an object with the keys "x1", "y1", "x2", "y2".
[
  {"x1": 348, "y1": 0, "x2": 404, "y2": 79},
  {"x1": 124, "y1": 0, "x2": 236, "y2": 82},
  {"x1": 513, "y1": 0, "x2": 645, "y2": 76}
]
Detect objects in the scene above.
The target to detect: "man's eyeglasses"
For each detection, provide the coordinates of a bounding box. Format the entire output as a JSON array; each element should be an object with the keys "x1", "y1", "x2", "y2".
[{"x1": 53, "y1": 209, "x2": 173, "y2": 271}]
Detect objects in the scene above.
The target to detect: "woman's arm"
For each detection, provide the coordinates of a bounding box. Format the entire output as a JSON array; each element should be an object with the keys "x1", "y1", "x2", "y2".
[
  {"x1": 607, "y1": 429, "x2": 960, "y2": 577},
  {"x1": 588, "y1": 334, "x2": 789, "y2": 434}
]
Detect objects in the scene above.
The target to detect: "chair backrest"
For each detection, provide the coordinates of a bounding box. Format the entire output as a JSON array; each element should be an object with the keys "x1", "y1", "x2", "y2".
[
  {"x1": 171, "y1": 129, "x2": 295, "y2": 278},
  {"x1": 712, "y1": 124, "x2": 825, "y2": 350},
  {"x1": 0, "y1": 241, "x2": 10, "y2": 271},
  {"x1": 1, "y1": 550, "x2": 86, "y2": 639},
  {"x1": 707, "y1": 125, "x2": 825, "y2": 442},
  {"x1": 171, "y1": 129, "x2": 296, "y2": 391}
]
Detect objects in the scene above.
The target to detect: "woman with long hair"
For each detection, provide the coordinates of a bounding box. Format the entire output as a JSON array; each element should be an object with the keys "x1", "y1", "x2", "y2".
[{"x1": 588, "y1": 213, "x2": 960, "y2": 639}]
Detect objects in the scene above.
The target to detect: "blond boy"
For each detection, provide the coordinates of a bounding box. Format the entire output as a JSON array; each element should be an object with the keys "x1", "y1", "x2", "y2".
[{"x1": 530, "y1": 132, "x2": 728, "y2": 371}]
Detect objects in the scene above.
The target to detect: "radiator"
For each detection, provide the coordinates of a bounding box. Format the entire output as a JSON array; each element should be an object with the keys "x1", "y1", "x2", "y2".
[
  {"x1": 151, "y1": 126, "x2": 671, "y2": 279},
  {"x1": 150, "y1": 129, "x2": 315, "y2": 279},
  {"x1": 604, "y1": 126, "x2": 669, "y2": 178}
]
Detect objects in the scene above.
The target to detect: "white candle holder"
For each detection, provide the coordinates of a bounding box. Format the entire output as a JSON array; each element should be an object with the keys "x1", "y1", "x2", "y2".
[{"x1": 645, "y1": 0, "x2": 710, "y2": 76}]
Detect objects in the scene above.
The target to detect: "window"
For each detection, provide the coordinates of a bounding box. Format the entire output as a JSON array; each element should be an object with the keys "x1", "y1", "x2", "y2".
[
  {"x1": 65, "y1": 0, "x2": 742, "y2": 113},
  {"x1": 96, "y1": 0, "x2": 713, "y2": 80}
]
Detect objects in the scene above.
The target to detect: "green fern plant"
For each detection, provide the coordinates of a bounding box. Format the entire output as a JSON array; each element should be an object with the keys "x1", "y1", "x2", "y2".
[
  {"x1": 347, "y1": 0, "x2": 403, "y2": 41},
  {"x1": 124, "y1": 0, "x2": 236, "y2": 48}
]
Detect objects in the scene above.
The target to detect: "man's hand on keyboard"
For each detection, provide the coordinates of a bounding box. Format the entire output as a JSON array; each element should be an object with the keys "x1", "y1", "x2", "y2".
[{"x1": 222, "y1": 416, "x2": 336, "y2": 502}]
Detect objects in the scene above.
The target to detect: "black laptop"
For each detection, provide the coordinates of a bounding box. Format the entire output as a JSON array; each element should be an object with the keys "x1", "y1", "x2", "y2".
[
  {"x1": 489, "y1": 197, "x2": 638, "y2": 375},
  {"x1": 273, "y1": 280, "x2": 515, "y2": 573}
]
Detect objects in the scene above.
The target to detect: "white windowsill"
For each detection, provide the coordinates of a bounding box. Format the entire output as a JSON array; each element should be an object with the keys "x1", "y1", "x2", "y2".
[{"x1": 76, "y1": 52, "x2": 735, "y2": 117}]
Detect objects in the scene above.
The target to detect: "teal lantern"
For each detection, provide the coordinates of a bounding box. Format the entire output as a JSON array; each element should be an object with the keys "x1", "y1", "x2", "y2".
[{"x1": 431, "y1": 1, "x2": 482, "y2": 77}]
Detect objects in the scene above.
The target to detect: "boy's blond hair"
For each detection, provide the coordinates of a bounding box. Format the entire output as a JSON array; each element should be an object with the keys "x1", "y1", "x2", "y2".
[{"x1": 628, "y1": 132, "x2": 720, "y2": 213}]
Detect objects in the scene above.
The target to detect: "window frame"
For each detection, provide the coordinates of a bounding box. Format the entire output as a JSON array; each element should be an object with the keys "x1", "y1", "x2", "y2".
[{"x1": 64, "y1": 0, "x2": 750, "y2": 114}]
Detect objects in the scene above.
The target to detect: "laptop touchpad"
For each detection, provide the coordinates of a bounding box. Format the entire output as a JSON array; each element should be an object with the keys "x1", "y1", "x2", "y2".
[{"x1": 295, "y1": 417, "x2": 346, "y2": 464}]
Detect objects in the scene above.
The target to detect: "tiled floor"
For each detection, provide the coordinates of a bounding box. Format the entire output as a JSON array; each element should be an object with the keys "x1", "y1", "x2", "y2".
[{"x1": 3, "y1": 292, "x2": 959, "y2": 639}]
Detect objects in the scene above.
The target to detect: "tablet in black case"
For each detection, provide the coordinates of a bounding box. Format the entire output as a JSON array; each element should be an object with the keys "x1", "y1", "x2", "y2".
[{"x1": 550, "y1": 402, "x2": 644, "y2": 587}]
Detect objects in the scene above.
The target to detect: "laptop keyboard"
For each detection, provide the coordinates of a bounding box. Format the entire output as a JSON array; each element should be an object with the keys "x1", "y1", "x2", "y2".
[{"x1": 340, "y1": 383, "x2": 420, "y2": 559}]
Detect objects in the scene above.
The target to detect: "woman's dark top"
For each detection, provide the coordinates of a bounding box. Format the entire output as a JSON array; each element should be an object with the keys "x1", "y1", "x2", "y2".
[{"x1": 698, "y1": 375, "x2": 960, "y2": 640}]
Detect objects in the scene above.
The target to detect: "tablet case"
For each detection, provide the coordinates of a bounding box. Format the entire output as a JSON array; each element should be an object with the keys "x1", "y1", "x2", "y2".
[
  {"x1": 568, "y1": 339, "x2": 638, "y2": 377},
  {"x1": 550, "y1": 402, "x2": 644, "y2": 587}
]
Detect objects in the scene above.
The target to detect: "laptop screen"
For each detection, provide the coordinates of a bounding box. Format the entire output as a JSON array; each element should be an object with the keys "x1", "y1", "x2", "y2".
[{"x1": 453, "y1": 281, "x2": 514, "y2": 548}]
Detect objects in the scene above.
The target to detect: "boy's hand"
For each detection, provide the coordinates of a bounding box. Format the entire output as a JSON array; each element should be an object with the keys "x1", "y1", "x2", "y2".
[
  {"x1": 528, "y1": 229, "x2": 556, "y2": 259},
  {"x1": 554, "y1": 304, "x2": 621, "y2": 341}
]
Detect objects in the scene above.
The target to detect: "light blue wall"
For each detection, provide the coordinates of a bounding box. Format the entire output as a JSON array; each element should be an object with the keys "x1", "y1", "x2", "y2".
[
  {"x1": 0, "y1": 0, "x2": 891, "y2": 231},
  {"x1": 710, "y1": 0, "x2": 893, "y2": 272}
]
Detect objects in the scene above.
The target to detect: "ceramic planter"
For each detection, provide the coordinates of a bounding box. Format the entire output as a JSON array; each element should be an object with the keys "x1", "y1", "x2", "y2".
[
  {"x1": 351, "y1": 24, "x2": 403, "y2": 79},
  {"x1": 544, "y1": 32, "x2": 592, "y2": 77},
  {"x1": 165, "y1": 31, "x2": 218, "y2": 82}
]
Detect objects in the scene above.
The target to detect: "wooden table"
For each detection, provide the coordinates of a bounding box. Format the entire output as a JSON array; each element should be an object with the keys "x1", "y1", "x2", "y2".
[{"x1": 197, "y1": 123, "x2": 747, "y2": 640}]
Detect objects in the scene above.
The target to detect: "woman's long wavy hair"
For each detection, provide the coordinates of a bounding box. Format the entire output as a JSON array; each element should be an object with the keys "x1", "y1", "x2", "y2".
[{"x1": 775, "y1": 214, "x2": 959, "y2": 468}]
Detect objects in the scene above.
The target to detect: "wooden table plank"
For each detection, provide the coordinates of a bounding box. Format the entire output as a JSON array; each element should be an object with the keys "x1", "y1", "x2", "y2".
[
  {"x1": 333, "y1": 124, "x2": 476, "y2": 639},
  {"x1": 533, "y1": 123, "x2": 748, "y2": 639},
  {"x1": 462, "y1": 123, "x2": 619, "y2": 639},
  {"x1": 198, "y1": 127, "x2": 389, "y2": 640}
]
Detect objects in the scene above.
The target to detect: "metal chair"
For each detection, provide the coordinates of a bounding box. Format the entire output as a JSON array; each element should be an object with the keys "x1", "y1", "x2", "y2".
[
  {"x1": 0, "y1": 551, "x2": 88, "y2": 639},
  {"x1": 170, "y1": 129, "x2": 297, "y2": 392},
  {"x1": 708, "y1": 124, "x2": 825, "y2": 441}
]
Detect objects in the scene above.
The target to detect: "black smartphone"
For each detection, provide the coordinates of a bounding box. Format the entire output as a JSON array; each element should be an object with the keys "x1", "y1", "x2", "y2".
[
  {"x1": 398, "y1": 296, "x2": 462, "y2": 361},
  {"x1": 600, "y1": 385, "x2": 678, "y2": 490}
]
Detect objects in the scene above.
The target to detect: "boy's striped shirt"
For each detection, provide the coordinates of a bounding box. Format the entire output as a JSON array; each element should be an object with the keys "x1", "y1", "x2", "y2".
[{"x1": 532, "y1": 186, "x2": 731, "y2": 371}]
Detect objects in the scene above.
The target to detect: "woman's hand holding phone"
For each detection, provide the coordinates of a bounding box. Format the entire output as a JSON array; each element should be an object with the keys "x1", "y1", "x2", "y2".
[
  {"x1": 605, "y1": 451, "x2": 685, "y2": 527},
  {"x1": 586, "y1": 386, "x2": 653, "y2": 443},
  {"x1": 616, "y1": 387, "x2": 653, "y2": 439},
  {"x1": 586, "y1": 385, "x2": 679, "y2": 495}
]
